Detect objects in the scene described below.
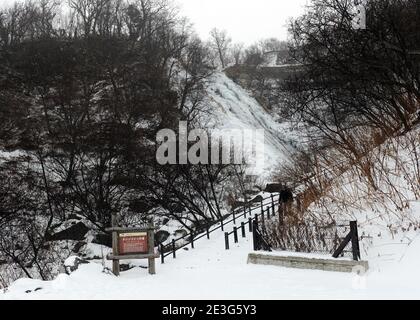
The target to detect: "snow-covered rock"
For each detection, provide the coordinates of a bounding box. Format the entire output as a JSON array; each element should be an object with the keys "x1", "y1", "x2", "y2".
[{"x1": 63, "y1": 256, "x2": 89, "y2": 275}]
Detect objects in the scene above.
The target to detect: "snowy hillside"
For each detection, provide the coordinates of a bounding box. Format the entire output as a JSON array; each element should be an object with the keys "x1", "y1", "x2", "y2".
[{"x1": 204, "y1": 72, "x2": 298, "y2": 179}]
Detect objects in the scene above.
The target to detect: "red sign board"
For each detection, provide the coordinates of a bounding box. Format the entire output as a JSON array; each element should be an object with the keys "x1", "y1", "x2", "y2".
[{"x1": 119, "y1": 232, "x2": 148, "y2": 255}]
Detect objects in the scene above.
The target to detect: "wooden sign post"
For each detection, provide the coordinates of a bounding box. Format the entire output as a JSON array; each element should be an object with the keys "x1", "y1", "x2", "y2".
[{"x1": 106, "y1": 222, "x2": 159, "y2": 276}]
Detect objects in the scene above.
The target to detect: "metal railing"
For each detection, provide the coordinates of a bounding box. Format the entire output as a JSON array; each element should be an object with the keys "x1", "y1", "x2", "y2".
[
  {"x1": 224, "y1": 203, "x2": 277, "y2": 250},
  {"x1": 252, "y1": 217, "x2": 362, "y2": 261},
  {"x1": 159, "y1": 193, "x2": 280, "y2": 263}
]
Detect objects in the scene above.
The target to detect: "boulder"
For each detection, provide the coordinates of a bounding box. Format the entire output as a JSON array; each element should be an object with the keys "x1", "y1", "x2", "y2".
[
  {"x1": 174, "y1": 229, "x2": 188, "y2": 238},
  {"x1": 244, "y1": 188, "x2": 260, "y2": 195},
  {"x1": 155, "y1": 230, "x2": 170, "y2": 245},
  {"x1": 250, "y1": 195, "x2": 263, "y2": 203},
  {"x1": 265, "y1": 183, "x2": 285, "y2": 193},
  {"x1": 120, "y1": 264, "x2": 135, "y2": 272},
  {"x1": 63, "y1": 256, "x2": 89, "y2": 275},
  {"x1": 232, "y1": 201, "x2": 247, "y2": 210},
  {"x1": 46, "y1": 222, "x2": 89, "y2": 241},
  {"x1": 72, "y1": 241, "x2": 87, "y2": 253},
  {"x1": 92, "y1": 233, "x2": 112, "y2": 248}
]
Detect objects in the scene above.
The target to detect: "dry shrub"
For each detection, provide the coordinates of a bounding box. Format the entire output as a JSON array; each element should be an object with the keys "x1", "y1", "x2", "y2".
[
  {"x1": 265, "y1": 217, "x2": 346, "y2": 255},
  {"x1": 275, "y1": 125, "x2": 420, "y2": 228}
]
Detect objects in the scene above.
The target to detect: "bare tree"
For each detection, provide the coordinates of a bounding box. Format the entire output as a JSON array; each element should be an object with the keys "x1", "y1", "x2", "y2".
[
  {"x1": 0, "y1": 0, "x2": 219, "y2": 286},
  {"x1": 209, "y1": 28, "x2": 231, "y2": 69},
  {"x1": 232, "y1": 42, "x2": 244, "y2": 65},
  {"x1": 282, "y1": 0, "x2": 419, "y2": 148}
]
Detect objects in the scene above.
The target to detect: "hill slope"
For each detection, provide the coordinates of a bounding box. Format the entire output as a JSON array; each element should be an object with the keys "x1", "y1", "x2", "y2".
[{"x1": 204, "y1": 72, "x2": 298, "y2": 179}]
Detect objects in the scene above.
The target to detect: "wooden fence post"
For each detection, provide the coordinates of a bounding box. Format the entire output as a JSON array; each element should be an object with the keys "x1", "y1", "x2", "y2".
[
  {"x1": 252, "y1": 221, "x2": 259, "y2": 251},
  {"x1": 350, "y1": 221, "x2": 361, "y2": 261},
  {"x1": 266, "y1": 206, "x2": 270, "y2": 220},
  {"x1": 190, "y1": 233, "x2": 194, "y2": 249},
  {"x1": 225, "y1": 232, "x2": 230, "y2": 250},
  {"x1": 233, "y1": 210, "x2": 236, "y2": 225},
  {"x1": 255, "y1": 214, "x2": 259, "y2": 226},
  {"x1": 244, "y1": 206, "x2": 247, "y2": 218},
  {"x1": 111, "y1": 214, "x2": 120, "y2": 276},
  {"x1": 172, "y1": 239, "x2": 176, "y2": 259},
  {"x1": 221, "y1": 218, "x2": 224, "y2": 231},
  {"x1": 271, "y1": 194, "x2": 275, "y2": 215},
  {"x1": 206, "y1": 227, "x2": 210, "y2": 239},
  {"x1": 147, "y1": 226, "x2": 156, "y2": 275},
  {"x1": 241, "y1": 222, "x2": 246, "y2": 238},
  {"x1": 248, "y1": 218, "x2": 253, "y2": 232},
  {"x1": 261, "y1": 209, "x2": 265, "y2": 225},
  {"x1": 160, "y1": 244, "x2": 165, "y2": 264},
  {"x1": 233, "y1": 227, "x2": 238, "y2": 243}
]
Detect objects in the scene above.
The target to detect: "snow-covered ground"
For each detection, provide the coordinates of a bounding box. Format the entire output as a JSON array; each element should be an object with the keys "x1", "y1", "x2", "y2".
[{"x1": 2, "y1": 205, "x2": 420, "y2": 300}]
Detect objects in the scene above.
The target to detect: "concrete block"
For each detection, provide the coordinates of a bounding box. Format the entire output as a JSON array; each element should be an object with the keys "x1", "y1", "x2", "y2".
[{"x1": 247, "y1": 252, "x2": 369, "y2": 273}]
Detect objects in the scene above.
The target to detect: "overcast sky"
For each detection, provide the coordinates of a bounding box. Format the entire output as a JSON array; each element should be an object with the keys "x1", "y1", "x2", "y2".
[{"x1": 176, "y1": 0, "x2": 309, "y2": 44}]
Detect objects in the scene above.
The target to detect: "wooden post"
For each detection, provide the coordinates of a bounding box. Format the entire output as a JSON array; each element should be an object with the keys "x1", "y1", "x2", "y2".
[
  {"x1": 241, "y1": 222, "x2": 246, "y2": 238},
  {"x1": 233, "y1": 210, "x2": 236, "y2": 225},
  {"x1": 261, "y1": 209, "x2": 265, "y2": 225},
  {"x1": 333, "y1": 233, "x2": 352, "y2": 259},
  {"x1": 271, "y1": 194, "x2": 275, "y2": 216},
  {"x1": 266, "y1": 206, "x2": 270, "y2": 220},
  {"x1": 233, "y1": 226, "x2": 238, "y2": 243},
  {"x1": 172, "y1": 239, "x2": 176, "y2": 258},
  {"x1": 111, "y1": 214, "x2": 120, "y2": 276},
  {"x1": 248, "y1": 218, "x2": 253, "y2": 232},
  {"x1": 221, "y1": 218, "x2": 224, "y2": 231},
  {"x1": 206, "y1": 227, "x2": 210, "y2": 239},
  {"x1": 252, "y1": 221, "x2": 259, "y2": 251},
  {"x1": 160, "y1": 244, "x2": 165, "y2": 264},
  {"x1": 350, "y1": 221, "x2": 361, "y2": 261},
  {"x1": 190, "y1": 233, "x2": 194, "y2": 249},
  {"x1": 225, "y1": 232, "x2": 230, "y2": 250},
  {"x1": 244, "y1": 206, "x2": 247, "y2": 219},
  {"x1": 147, "y1": 225, "x2": 156, "y2": 275},
  {"x1": 255, "y1": 214, "x2": 259, "y2": 226}
]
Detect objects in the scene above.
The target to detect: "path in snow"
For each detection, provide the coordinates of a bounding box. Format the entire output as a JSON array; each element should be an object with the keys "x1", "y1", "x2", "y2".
[{"x1": 3, "y1": 198, "x2": 420, "y2": 300}]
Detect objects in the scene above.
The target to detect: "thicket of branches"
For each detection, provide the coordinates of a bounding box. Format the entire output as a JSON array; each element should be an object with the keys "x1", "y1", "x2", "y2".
[
  {"x1": 0, "y1": 0, "x2": 245, "y2": 285},
  {"x1": 273, "y1": 0, "x2": 420, "y2": 233}
]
